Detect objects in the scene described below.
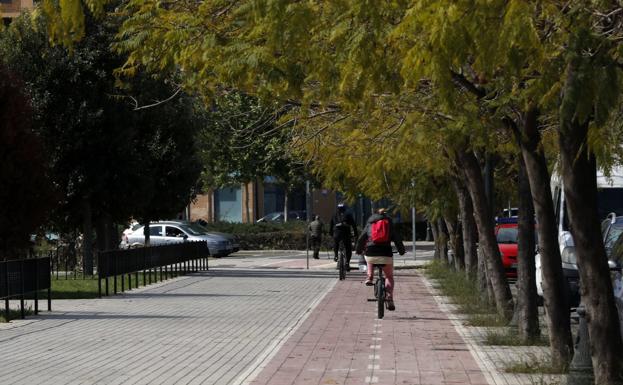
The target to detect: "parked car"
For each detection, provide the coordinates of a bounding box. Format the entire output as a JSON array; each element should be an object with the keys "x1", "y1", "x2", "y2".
[
  {"x1": 495, "y1": 220, "x2": 519, "y2": 279},
  {"x1": 194, "y1": 219, "x2": 240, "y2": 253},
  {"x1": 256, "y1": 210, "x2": 307, "y2": 223},
  {"x1": 602, "y1": 213, "x2": 623, "y2": 262},
  {"x1": 120, "y1": 220, "x2": 235, "y2": 257},
  {"x1": 535, "y1": 165, "x2": 623, "y2": 308}
]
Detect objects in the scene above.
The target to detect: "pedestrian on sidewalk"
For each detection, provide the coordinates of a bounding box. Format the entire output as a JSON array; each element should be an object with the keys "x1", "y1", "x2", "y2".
[
  {"x1": 309, "y1": 215, "x2": 324, "y2": 259},
  {"x1": 355, "y1": 208, "x2": 405, "y2": 311}
]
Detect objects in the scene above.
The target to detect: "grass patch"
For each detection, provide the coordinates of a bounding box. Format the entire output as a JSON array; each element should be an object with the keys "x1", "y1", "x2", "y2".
[
  {"x1": 394, "y1": 265, "x2": 424, "y2": 270},
  {"x1": 466, "y1": 313, "x2": 508, "y2": 327},
  {"x1": 0, "y1": 307, "x2": 33, "y2": 322},
  {"x1": 425, "y1": 260, "x2": 501, "y2": 317},
  {"x1": 51, "y1": 277, "x2": 100, "y2": 299},
  {"x1": 485, "y1": 328, "x2": 549, "y2": 346},
  {"x1": 504, "y1": 355, "x2": 567, "y2": 375},
  {"x1": 48, "y1": 270, "x2": 182, "y2": 299}
]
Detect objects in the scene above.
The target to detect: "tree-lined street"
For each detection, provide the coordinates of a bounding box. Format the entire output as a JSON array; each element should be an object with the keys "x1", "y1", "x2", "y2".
[
  {"x1": 3, "y1": 1, "x2": 623, "y2": 384},
  {"x1": 0, "y1": 245, "x2": 525, "y2": 385}
]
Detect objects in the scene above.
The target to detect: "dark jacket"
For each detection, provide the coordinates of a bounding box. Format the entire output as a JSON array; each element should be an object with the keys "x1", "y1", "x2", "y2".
[
  {"x1": 355, "y1": 213, "x2": 406, "y2": 257},
  {"x1": 309, "y1": 219, "x2": 323, "y2": 238},
  {"x1": 330, "y1": 210, "x2": 358, "y2": 239}
]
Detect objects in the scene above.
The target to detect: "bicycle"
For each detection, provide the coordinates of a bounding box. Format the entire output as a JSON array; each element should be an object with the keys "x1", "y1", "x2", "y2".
[
  {"x1": 367, "y1": 252, "x2": 398, "y2": 319},
  {"x1": 338, "y1": 242, "x2": 347, "y2": 280},
  {"x1": 371, "y1": 264, "x2": 386, "y2": 319}
]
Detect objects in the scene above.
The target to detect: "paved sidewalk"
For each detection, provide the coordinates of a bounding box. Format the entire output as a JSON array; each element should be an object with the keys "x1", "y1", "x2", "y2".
[
  {"x1": 0, "y1": 270, "x2": 336, "y2": 385},
  {"x1": 248, "y1": 269, "x2": 490, "y2": 385},
  {"x1": 0, "y1": 245, "x2": 546, "y2": 385}
]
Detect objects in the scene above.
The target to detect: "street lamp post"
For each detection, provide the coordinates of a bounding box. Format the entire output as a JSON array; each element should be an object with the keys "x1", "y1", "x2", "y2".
[
  {"x1": 306, "y1": 180, "x2": 311, "y2": 270},
  {"x1": 411, "y1": 179, "x2": 416, "y2": 260}
]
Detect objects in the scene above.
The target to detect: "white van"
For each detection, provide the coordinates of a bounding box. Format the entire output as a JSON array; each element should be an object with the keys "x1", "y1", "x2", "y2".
[{"x1": 535, "y1": 165, "x2": 623, "y2": 307}]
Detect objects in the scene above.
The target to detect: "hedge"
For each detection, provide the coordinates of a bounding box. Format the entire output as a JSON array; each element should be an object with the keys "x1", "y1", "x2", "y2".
[{"x1": 199, "y1": 220, "x2": 427, "y2": 250}]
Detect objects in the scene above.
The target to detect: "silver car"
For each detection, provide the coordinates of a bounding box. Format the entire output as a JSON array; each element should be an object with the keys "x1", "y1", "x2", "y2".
[{"x1": 122, "y1": 221, "x2": 234, "y2": 257}]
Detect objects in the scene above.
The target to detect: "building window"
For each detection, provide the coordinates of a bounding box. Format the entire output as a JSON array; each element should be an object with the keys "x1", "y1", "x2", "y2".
[{"x1": 215, "y1": 187, "x2": 242, "y2": 222}]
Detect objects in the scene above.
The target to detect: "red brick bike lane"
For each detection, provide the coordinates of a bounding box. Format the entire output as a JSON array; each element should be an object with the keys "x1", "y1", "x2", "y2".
[{"x1": 247, "y1": 269, "x2": 490, "y2": 385}]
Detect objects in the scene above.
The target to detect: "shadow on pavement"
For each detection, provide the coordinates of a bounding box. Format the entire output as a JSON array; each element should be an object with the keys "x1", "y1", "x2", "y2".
[
  {"x1": 124, "y1": 292, "x2": 262, "y2": 299},
  {"x1": 39, "y1": 312, "x2": 194, "y2": 320},
  {"x1": 194, "y1": 269, "x2": 337, "y2": 280}
]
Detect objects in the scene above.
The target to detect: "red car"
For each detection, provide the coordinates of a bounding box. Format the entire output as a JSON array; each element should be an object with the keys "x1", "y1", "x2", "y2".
[{"x1": 495, "y1": 222, "x2": 519, "y2": 279}]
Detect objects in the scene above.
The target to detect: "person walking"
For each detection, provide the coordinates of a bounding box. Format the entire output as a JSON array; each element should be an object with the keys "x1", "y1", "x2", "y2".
[
  {"x1": 330, "y1": 203, "x2": 358, "y2": 270},
  {"x1": 309, "y1": 215, "x2": 323, "y2": 259},
  {"x1": 355, "y1": 208, "x2": 405, "y2": 311}
]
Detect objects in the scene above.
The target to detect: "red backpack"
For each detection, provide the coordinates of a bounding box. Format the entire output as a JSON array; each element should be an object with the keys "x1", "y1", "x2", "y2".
[{"x1": 370, "y1": 218, "x2": 390, "y2": 244}]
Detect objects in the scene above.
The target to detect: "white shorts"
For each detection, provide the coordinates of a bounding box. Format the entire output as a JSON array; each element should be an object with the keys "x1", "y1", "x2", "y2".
[{"x1": 365, "y1": 256, "x2": 393, "y2": 265}]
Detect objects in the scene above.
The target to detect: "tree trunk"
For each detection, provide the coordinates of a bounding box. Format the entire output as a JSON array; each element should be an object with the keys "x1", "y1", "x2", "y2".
[
  {"x1": 438, "y1": 218, "x2": 449, "y2": 263},
  {"x1": 456, "y1": 149, "x2": 513, "y2": 319},
  {"x1": 95, "y1": 216, "x2": 108, "y2": 253},
  {"x1": 513, "y1": 107, "x2": 573, "y2": 367},
  {"x1": 559, "y1": 118, "x2": 623, "y2": 383},
  {"x1": 244, "y1": 182, "x2": 251, "y2": 223},
  {"x1": 452, "y1": 176, "x2": 478, "y2": 277},
  {"x1": 82, "y1": 198, "x2": 94, "y2": 276},
  {"x1": 516, "y1": 154, "x2": 540, "y2": 342},
  {"x1": 430, "y1": 220, "x2": 441, "y2": 260},
  {"x1": 283, "y1": 189, "x2": 289, "y2": 223},
  {"x1": 444, "y1": 215, "x2": 464, "y2": 271},
  {"x1": 477, "y1": 248, "x2": 489, "y2": 303}
]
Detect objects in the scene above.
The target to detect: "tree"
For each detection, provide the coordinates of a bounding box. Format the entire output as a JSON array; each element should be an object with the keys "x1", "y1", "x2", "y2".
[
  {"x1": 67, "y1": 0, "x2": 623, "y2": 378},
  {"x1": 1, "y1": 11, "x2": 202, "y2": 269},
  {"x1": 197, "y1": 92, "x2": 310, "y2": 222},
  {"x1": 0, "y1": 66, "x2": 56, "y2": 259}
]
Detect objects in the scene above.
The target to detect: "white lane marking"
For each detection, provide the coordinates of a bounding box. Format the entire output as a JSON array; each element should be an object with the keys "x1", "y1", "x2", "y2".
[
  {"x1": 234, "y1": 278, "x2": 338, "y2": 385},
  {"x1": 365, "y1": 376, "x2": 378, "y2": 383},
  {"x1": 367, "y1": 364, "x2": 380, "y2": 370}
]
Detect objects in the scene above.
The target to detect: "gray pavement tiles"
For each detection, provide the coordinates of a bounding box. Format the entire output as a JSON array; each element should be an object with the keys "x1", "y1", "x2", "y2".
[{"x1": 0, "y1": 270, "x2": 335, "y2": 385}]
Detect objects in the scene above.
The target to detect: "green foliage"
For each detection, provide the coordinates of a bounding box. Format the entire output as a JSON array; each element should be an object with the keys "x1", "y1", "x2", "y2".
[
  {"x1": 199, "y1": 221, "x2": 306, "y2": 235},
  {"x1": 0, "y1": 65, "x2": 56, "y2": 257},
  {"x1": 197, "y1": 92, "x2": 308, "y2": 193},
  {"x1": 0, "y1": 11, "x2": 202, "y2": 232},
  {"x1": 39, "y1": 0, "x2": 623, "y2": 230}
]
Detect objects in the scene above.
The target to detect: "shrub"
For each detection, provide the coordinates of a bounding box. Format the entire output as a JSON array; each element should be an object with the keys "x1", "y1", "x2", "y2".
[{"x1": 200, "y1": 221, "x2": 334, "y2": 250}]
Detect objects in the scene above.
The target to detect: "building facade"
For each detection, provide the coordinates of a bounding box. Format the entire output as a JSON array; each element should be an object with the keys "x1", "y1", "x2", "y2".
[
  {"x1": 1, "y1": 0, "x2": 33, "y2": 20},
  {"x1": 188, "y1": 179, "x2": 338, "y2": 224}
]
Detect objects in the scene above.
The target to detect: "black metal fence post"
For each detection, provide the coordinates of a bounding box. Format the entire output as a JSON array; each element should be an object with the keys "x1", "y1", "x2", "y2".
[
  {"x1": 20, "y1": 261, "x2": 25, "y2": 319},
  {"x1": 113, "y1": 256, "x2": 118, "y2": 295},
  {"x1": 47, "y1": 258, "x2": 52, "y2": 311},
  {"x1": 5, "y1": 265, "x2": 9, "y2": 321},
  {"x1": 98, "y1": 253, "x2": 102, "y2": 298},
  {"x1": 34, "y1": 259, "x2": 39, "y2": 315}
]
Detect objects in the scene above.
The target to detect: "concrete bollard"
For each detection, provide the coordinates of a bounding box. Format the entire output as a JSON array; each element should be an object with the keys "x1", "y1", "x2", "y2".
[{"x1": 564, "y1": 305, "x2": 594, "y2": 385}]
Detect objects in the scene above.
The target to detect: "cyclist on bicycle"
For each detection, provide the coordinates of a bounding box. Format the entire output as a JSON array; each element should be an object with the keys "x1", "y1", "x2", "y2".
[
  {"x1": 355, "y1": 208, "x2": 405, "y2": 311},
  {"x1": 330, "y1": 203, "x2": 358, "y2": 271}
]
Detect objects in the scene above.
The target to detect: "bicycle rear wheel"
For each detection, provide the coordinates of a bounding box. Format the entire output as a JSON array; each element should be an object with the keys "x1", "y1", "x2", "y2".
[
  {"x1": 377, "y1": 279, "x2": 385, "y2": 319},
  {"x1": 338, "y1": 251, "x2": 346, "y2": 280}
]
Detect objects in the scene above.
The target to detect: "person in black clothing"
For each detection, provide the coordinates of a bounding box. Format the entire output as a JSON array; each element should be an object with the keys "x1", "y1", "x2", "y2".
[
  {"x1": 330, "y1": 203, "x2": 358, "y2": 270},
  {"x1": 308, "y1": 215, "x2": 323, "y2": 259}
]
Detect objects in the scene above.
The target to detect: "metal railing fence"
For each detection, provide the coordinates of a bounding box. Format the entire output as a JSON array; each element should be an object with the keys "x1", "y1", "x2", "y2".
[
  {"x1": 1, "y1": 257, "x2": 51, "y2": 320},
  {"x1": 97, "y1": 242, "x2": 209, "y2": 297}
]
